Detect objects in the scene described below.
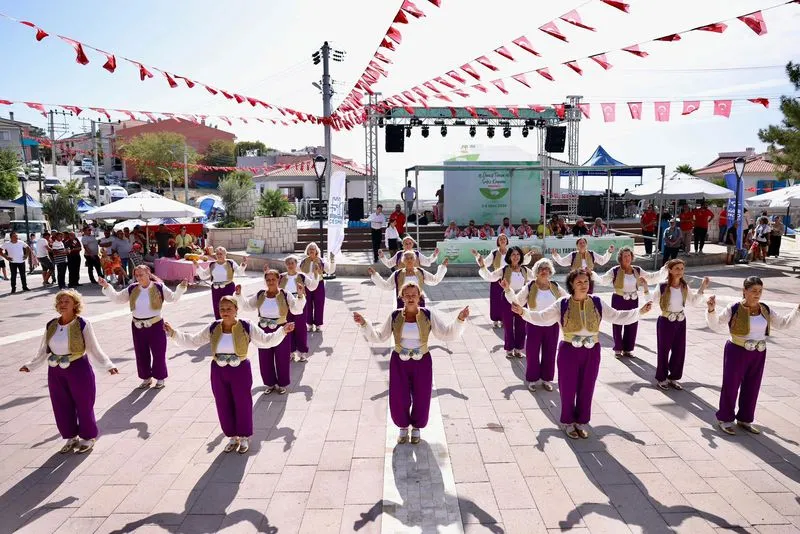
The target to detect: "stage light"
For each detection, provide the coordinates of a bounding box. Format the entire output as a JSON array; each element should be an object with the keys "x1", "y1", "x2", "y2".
[
  {"x1": 487, "y1": 126, "x2": 495, "y2": 139},
  {"x1": 522, "y1": 127, "x2": 529, "y2": 138},
  {"x1": 503, "y1": 127, "x2": 511, "y2": 138},
  {"x1": 405, "y1": 126, "x2": 411, "y2": 138},
  {"x1": 440, "y1": 126, "x2": 447, "y2": 137},
  {"x1": 421, "y1": 126, "x2": 429, "y2": 138},
  {"x1": 378, "y1": 117, "x2": 384, "y2": 128},
  {"x1": 469, "y1": 126, "x2": 476, "y2": 137}
]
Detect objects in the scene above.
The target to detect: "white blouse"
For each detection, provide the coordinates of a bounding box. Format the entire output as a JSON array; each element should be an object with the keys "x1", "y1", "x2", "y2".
[
  {"x1": 168, "y1": 321, "x2": 287, "y2": 351},
  {"x1": 506, "y1": 282, "x2": 569, "y2": 312},
  {"x1": 197, "y1": 260, "x2": 246, "y2": 284},
  {"x1": 477, "y1": 266, "x2": 530, "y2": 290},
  {"x1": 649, "y1": 283, "x2": 705, "y2": 313},
  {"x1": 359, "y1": 309, "x2": 466, "y2": 349},
  {"x1": 102, "y1": 282, "x2": 185, "y2": 319},
  {"x1": 520, "y1": 297, "x2": 641, "y2": 336},
  {"x1": 593, "y1": 265, "x2": 667, "y2": 288},
  {"x1": 299, "y1": 256, "x2": 336, "y2": 281},
  {"x1": 401, "y1": 323, "x2": 422, "y2": 350},
  {"x1": 237, "y1": 290, "x2": 306, "y2": 317},
  {"x1": 282, "y1": 272, "x2": 319, "y2": 294},
  {"x1": 216, "y1": 333, "x2": 235, "y2": 353},
  {"x1": 380, "y1": 249, "x2": 438, "y2": 269},
  {"x1": 706, "y1": 303, "x2": 799, "y2": 340},
  {"x1": 371, "y1": 265, "x2": 448, "y2": 292},
  {"x1": 26, "y1": 319, "x2": 115, "y2": 371},
  {"x1": 552, "y1": 249, "x2": 612, "y2": 268}
]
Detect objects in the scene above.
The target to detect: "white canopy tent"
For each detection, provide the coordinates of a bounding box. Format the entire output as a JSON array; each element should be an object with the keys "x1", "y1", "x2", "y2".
[
  {"x1": 84, "y1": 191, "x2": 205, "y2": 219},
  {"x1": 745, "y1": 184, "x2": 800, "y2": 209},
  {"x1": 626, "y1": 172, "x2": 734, "y2": 200}
]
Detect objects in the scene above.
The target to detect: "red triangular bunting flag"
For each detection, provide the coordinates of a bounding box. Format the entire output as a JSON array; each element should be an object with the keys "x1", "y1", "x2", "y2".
[
  {"x1": 394, "y1": 10, "x2": 409, "y2": 24},
  {"x1": 622, "y1": 45, "x2": 648, "y2": 57},
  {"x1": 118, "y1": 110, "x2": 138, "y2": 121},
  {"x1": 136, "y1": 62, "x2": 154, "y2": 81},
  {"x1": 494, "y1": 46, "x2": 514, "y2": 61},
  {"x1": 61, "y1": 105, "x2": 82, "y2": 116},
  {"x1": 233, "y1": 94, "x2": 245, "y2": 104},
  {"x1": 427, "y1": 0, "x2": 441, "y2": 6},
  {"x1": 471, "y1": 84, "x2": 488, "y2": 93},
  {"x1": 24, "y1": 102, "x2": 47, "y2": 117},
  {"x1": 142, "y1": 111, "x2": 157, "y2": 122},
  {"x1": 461, "y1": 63, "x2": 481, "y2": 80},
  {"x1": 476, "y1": 55, "x2": 498, "y2": 71},
  {"x1": 536, "y1": 68, "x2": 554, "y2": 81},
  {"x1": 590, "y1": 54, "x2": 612, "y2": 70},
  {"x1": 380, "y1": 38, "x2": 396, "y2": 51},
  {"x1": 447, "y1": 70, "x2": 467, "y2": 84},
  {"x1": 539, "y1": 22, "x2": 568, "y2": 42},
  {"x1": 529, "y1": 105, "x2": 547, "y2": 113},
  {"x1": 453, "y1": 89, "x2": 470, "y2": 98},
  {"x1": 402, "y1": 91, "x2": 417, "y2": 103},
  {"x1": 682, "y1": 101, "x2": 700, "y2": 115},
  {"x1": 20, "y1": 21, "x2": 49, "y2": 41},
  {"x1": 560, "y1": 10, "x2": 595, "y2": 31},
  {"x1": 553, "y1": 104, "x2": 566, "y2": 119},
  {"x1": 600, "y1": 0, "x2": 629, "y2": 12},
  {"x1": 401, "y1": 0, "x2": 426, "y2": 18},
  {"x1": 565, "y1": 61, "x2": 583, "y2": 75},
  {"x1": 221, "y1": 90, "x2": 234, "y2": 100},
  {"x1": 465, "y1": 106, "x2": 478, "y2": 118},
  {"x1": 386, "y1": 26, "x2": 402, "y2": 44},
  {"x1": 435, "y1": 76, "x2": 456, "y2": 89},
  {"x1": 508, "y1": 106, "x2": 520, "y2": 118},
  {"x1": 738, "y1": 11, "x2": 767, "y2": 36},
  {"x1": 484, "y1": 106, "x2": 500, "y2": 118},
  {"x1": 512, "y1": 36, "x2": 540, "y2": 56},
  {"x1": 219, "y1": 116, "x2": 232, "y2": 126},
  {"x1": 89, "y1": 107, "x2": 111, "y2": 120},
  {"x1": 578, "y1": 103, "x2": 591, "y2": 119},
  {"x1": 656, "y1": 34, "x2": 681, "y2": 42},
  {"x1": 412, "y1": 87, "x2": 428, "y2": 99},
  {"x1": 423, "y1": 81, "x2": 441, "y2": 93},
  {"x1": 695, "y1": 22, "x2": 727, "y2": 33},
  {"x1": 447, "y1": 107, "x2": 457, "y2": 118},
  {"x1": 375, "y1": 52, "x2": 393, "y2": 64},
  {"x1": 654, "y1": 102, "x2": 671, "y2": 122},
  {"x1": 601, "y1": 103, "x2": 616, "y2": 122},
  {"x1": 101, "y1": 52, "x2": 117, "y2": 73},
  {"x1": 748, "y1": 98, "x2": 769, "y2": 108},
  {"x1": 512, "y1": 73, "x2": 530, "y2": 88},
  {"x1": 434, "y1": 94, "x2": 453, "y2": 102},
  {"x1": 402, "y1": 105, "x2": 415, "y2": 114},
  {"x1": 58, "y1": 36, "x2": 90, "y2": 65},
  {"x1": 490, "y1": 79, "x2": 508, "y2": 94},
  {"x1": 246, "y1": 97, "x2": 258, "y2": 107},
  {"x1": 713, "y1": 100, "x2": 732, "y2": 117},
  {"x1": 203, "y1": 85, "x2": 218, "y2": 95},
  {"x1": 628, "y1": 102, "x2": 642, "y2": 120},
  {"x1": 164, "y1": 72, "x2": 178, "y2": 88}
]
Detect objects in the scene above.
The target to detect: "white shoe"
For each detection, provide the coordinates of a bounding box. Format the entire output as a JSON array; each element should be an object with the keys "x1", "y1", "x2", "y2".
[
  {"x1": 527, "y1": 382, "x2": 536, "y2": 392},
  {"x1": 397, "y1": 427, "x2": 409, "y2": 444},
  {"x1": 154, "y1": 380, "x2": 165, "y2": 389},
  {"x1": 656, "y1": 380, "x2": 669, "y2": 390},
  {"x1": 410, "y1": 428, "x2": 421, "y2": 444},
  {"x1": 224, "y1": 438, "x2": 239, "y2": 453},
  {"x1": 505, "y1": 351, "x2": 514, "y2": 359},
  {"x1": 276, "y1": 386, "x2": 287, "y2": 395},
  {"x1": 541, "y1": 381, "x2": 554, "y2": 392},
  {"x1": 315, "y1": 325, "x2": 322, "y2": 332},
  {"x1": 296, "y1": 353, "x2": 308, "y2": 362},
  {"x1": 59, "y1": 437, "x2": 79, "y2": 454},
  {"x1": 137, "y1": 379, "x2": 152, "y2": 389},
  {"x1": 263, "y1": 386, "x2": 274, "y2": 395},
  {"x1": 237, "y1": 437, "x2": 250, "y2": 454},
  {"x1": 76, "y1": 438, "x2": 95, "y2": 454},
  {"x1": 514, "y1": 350, "x2": 524, "y2": 358}
]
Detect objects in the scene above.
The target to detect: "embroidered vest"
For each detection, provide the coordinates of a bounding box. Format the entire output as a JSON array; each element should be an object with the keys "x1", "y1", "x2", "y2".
[
  {"x1": 212, "y1": 260, "x2": 235, "y2": 282},
  {"x1": 527, "y1": 281, "x2": 561, "y2": 309},
  {"x1": 209, "y1": 319, "x2": 252, "y2": 358},
  {"x1": 127, "y1": 283, "x2": 164, "y2": 312},
  {"x1": 560, "y1": 297, "x2": 603, "y2": 337},
  {"x1": 391, "y1": 309, "x2": 432, "y2": 354},
  {"x1": 658, "y1": 282, "x2": 688, "y2": 312},
  {"x1": 394, "y1": 250, "x2": 420, "y2": 267},
  {"x1": 491, "y1": 249, "x2": 504, "y2": 270},
  {"x1": 300, "y1": 257, "x2": 323, "y2": 280},
  {"x1": 502, "y1": 265, "x2": 529, "y2": 285},
  {"x1": 393, "y1": 269, "x2": 425, "y2": 296},
  {"x1": 728, "y1": 302, "x2": 771, "y2": 337},
  {"x1": 612, "y1": 265, "x2": 641, "y2": 295},
  {"x1": 570, "y1": 251, "x2": 594, "y2": 271},
  {"x1": 255, "y1": 289, "x2": 290, "y2": 322},
  {"x1": 45, "y1": 317, "x2": 87, "y2": 357}
]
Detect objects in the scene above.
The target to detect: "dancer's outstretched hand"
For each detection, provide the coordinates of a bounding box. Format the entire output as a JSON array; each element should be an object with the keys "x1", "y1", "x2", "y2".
[
  {"x1": 457, "y1": 306, "x2": 470, "y2": 321},
  {"x1": 640, "y1": 301, "x2": 653, "y2": 314},
  {"x1": 296, "y1": 282, "x2": 305, "y2": 298},
  {"x1": 98, "y1": 278, "x2": 109, "y2": 288},
  {"x1": 283, "y1": 322, "x2": 295, "y2": 333},
  {"x1": 608, "y1": 245, "x2": 615, "y2": 253},
  {"x1": 367, "y1": 267, "x2": 376, "y2": 276},
  {"x1": 700, "y1": 276, "x2": 711, "y2": 291},
  {"x1": 499, "y1": 279, "x2": 510, "y2": 291},
  {"x1": 511, "y1": 303, "x2": 524, "y2": 316},
  {"x1": 234, "y1": 284, "x2": 242, "y2": 295},
  {"x1": 164, "y1": 322, "x2": 175, "y2": 336},
  {"x1": 442, "y1": 258, "x2": 449, "y2": 267},
  {"x1": 353, "y1": 312, "x2": 366, "y2": 326},
  {"x1": 707, "y1": 295, "x2": 716, "y2": 312}
]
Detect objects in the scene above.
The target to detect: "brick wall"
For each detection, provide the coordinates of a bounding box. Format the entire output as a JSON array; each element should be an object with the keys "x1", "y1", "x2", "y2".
[{"x1": 255, "y1": 216, "x2": 298, "y2": 253}]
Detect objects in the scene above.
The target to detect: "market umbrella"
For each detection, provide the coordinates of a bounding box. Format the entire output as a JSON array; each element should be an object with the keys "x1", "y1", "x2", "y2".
[
  {"x1": 626, "y1": 172, "x2": 734, "y2": 200},
  {"x1": 84, "y1": 191, "x2": 206, "y2": 219},
  {"x1": 745, "y1": 184, "x2": 800, "y2": 208}
]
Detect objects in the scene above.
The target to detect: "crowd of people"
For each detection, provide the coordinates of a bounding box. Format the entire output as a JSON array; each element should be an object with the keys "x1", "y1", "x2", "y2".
[{"x1": 442, "y1": 215, "x2": 609, "y2": 240}]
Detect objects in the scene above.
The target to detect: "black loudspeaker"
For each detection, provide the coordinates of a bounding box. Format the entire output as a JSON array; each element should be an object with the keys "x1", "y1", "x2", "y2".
[
  {"x1": 347, "y1": 198, "x2": 364, "y2": 220},
  {"x1": 578, "y1": 195, "x2": 603, "y2": 219},
  {"x1": 545, "y1": 126, "x2": 567, "y2": 153},
  {"x1": 385, "y1": 125, "x2": 405, "y2": 153}
]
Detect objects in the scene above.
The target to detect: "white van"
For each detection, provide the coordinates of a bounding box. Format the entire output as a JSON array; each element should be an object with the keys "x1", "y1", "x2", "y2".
[{"x1": 98, "y1": 185, "x2": 128, "y2": 205}]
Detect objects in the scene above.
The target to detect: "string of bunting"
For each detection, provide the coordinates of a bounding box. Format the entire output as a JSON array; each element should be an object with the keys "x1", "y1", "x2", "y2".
[{"x1": 0, "y1": 12, "x2": 320, "y2": 122}]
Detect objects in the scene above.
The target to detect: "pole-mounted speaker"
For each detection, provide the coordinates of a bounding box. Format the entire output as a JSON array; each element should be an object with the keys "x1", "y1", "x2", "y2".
[
  {"x1": 385, "y1": 125, "x2": 405, "y2": 153},
  {"x1": 545, "y1": 126, "x2": 567, "y2": 153}
]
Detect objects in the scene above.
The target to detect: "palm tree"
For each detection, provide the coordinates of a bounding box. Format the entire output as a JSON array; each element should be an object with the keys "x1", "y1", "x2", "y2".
[
  {"x1": 674, "y1": 164, "x2": 695, "y2": 175},
  {"x1": 42, "y1": 179, "x2": 83, "y2": 230}
]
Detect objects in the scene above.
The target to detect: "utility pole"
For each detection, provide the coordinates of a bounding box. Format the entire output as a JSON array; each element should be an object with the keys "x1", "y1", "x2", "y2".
[
  {"x1": 49, "y1": 111, "x2": 58, "y2": 177},
  {"x1": 183, "y1": 143, "x2": 189, "y2": 203},
  {"x1": 91, "y1": 120, "x2": 101, "y2": 205},
  {"x1": 17, "y1": 129, "x2": 30, "y2": 243},
  {"x1": 321, "y1": 41, "x2": 333, "y2": 205}
]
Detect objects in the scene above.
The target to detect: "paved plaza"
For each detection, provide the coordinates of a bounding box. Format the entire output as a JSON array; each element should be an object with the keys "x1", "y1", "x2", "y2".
[{"x1": 1, "y1": 253, "x2": 800, "y2": 533}]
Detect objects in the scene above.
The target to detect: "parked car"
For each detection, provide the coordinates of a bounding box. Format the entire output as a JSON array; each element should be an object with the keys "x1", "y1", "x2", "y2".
[
  {"x1": 9, "y1": 220, "x2": 50, "y2": 243},
  {"x1": 125, "y1": 182, "x2": 142, "y2": 194},
  {"x1": 103, "y1": 174, "x2": 119, "y2": 185},
  {"x1": 98, "y1": 185, "x2": 128, "y2": 205},
  {"x1": 81, "y1": 158, "x2": 94, "y2": 173},
  {"x1": 43, "y1": 178, "x2": 62, "y2": 194}
]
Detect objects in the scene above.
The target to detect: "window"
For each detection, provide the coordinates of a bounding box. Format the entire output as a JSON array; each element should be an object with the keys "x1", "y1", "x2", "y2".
[
  {"x1": 279, "y1": 186, "x2": 304, "y2": 201},
  {"x1": 0, "y1": 130, "x2": 11, "y2": 141}
]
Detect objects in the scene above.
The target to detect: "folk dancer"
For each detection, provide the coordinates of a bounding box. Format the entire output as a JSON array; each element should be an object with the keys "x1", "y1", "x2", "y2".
[
  {"x1": 20, "y1": 290, "x2": 119, "y2": 454},
  {"x1": 645, "y1": 259, "x2": 709, "y2": 390},
  {"x1": 165, "y1": 296, "x2": 295, "y2": 453},
  {"x1": 471, "y1": 234, "x2": 510, "y2": 328},
  {"x1": 502, "y1": 258, "x2": 568, "y2": 391},
  {"x1": 99, "y1": 265, "x2": 186, "y2": 389},
  {"x1": 379, "y1": 235, "x2": 439, "y2": 270},
  {"x1": 550, "y1": 238, "x2": 614, "y2": 293},
  {"x1": 236, "y1": 269, "x2": 306, "y2": 394},
  {"x1": 353, "y1": 282, "x2": 469, "y2": 444},
  {"x1": 194, "y1": 247, "x2": 248, "y2": 320},
  {"x1": 298, "y1": 243, "x2": 335, "y2": 332},
  {"x1": 477, "y1": 246, "x2": 530, "y2": 358},
  {"x1": 706, "y1": 277, "x2": 799, "y2": 435},
  {"x1": 280, "y1": 256, "x2": 319, "y2": 362},
  {"x1": 369, "y1": 250, "x2": 448, "y2": 309},
  {"x1": 512, "y1": 269, "x2": 652, "y2": 439},
  {"x1": 592, "y1": 246, "x2": 666, "y2": 358}
]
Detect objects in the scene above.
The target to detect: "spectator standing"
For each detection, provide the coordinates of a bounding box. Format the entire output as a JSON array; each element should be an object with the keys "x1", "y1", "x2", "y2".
[
  {"x1": 27, "y1": 234, "x2": 38, "y2": 274},
  {"x1": 1, "y1": 232, "x2": 30, "y2": 293},
  {"x1": 658, "y1": 208, "x2": 672, "y2": 252},
  {"x1": 662, "y1": 219, "x2": 683, "y2": 265},
  {"x1": 366, "y1": 204, "x2": 386, "y2": 263},
  {"x1": 768, "y1": 216, "x2": 784, "y2": 257},
  {"x1": 640, "y1": 205, "x2": 658, "y2": 256},
  {"x1": 435, "y1": 184, "x2": 444, "y2": 223},
  {"x1": 51, "y1": 232, "x2": 69, "y2": 289},
  {"x1": 81, "y1": 227, "x2": 102, "y2": 284},
  {"x1": 678, "y1": 204, "x2": 694, "y2": 254},
  {"x1": 724, "y1": 221, "x2": 738, "y2": 265},
  {"x1": 692, "y1": 202, "x2": 714, "y2": 253},
  {"x1": 717, "y1": 208, "x2": 728, "y2": 243},
  {"x1": 35, "y1": 231, "x2": 53, "y2": 286},
  {"x1": 753, "y1": 217, "x2": 771, "y2": 262},
  {"x1": 385, "y1": 219, "x2": 400, "y2": 255},
  {"x1": 64, "y1": 231, "x2": 83, "y2": 288},
  {"x1": 572, "y1": 218, "x2": 589, "y2": 237},
  {"x1": 154, "y1": 224, "x2": 173, "y2": 257},
  {"x1": 112, "y1": 230, "x2": 133, "y2": 277},
  {"x1": 389, "y1": 204, "x2": 407, "y2": 236},
  {"x1": 401, "y1": 181, "x2": 417, "y2": 216}
]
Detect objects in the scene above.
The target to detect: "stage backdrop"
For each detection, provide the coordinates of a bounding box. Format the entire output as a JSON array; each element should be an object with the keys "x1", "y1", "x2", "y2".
[{"x1": 443, "y1": 146, "x2": 542, "y2": 226}]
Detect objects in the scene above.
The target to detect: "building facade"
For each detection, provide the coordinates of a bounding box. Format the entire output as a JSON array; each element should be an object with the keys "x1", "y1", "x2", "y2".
[{"x1": 694, "y1": 147, "x2": 788, "y2": 199}]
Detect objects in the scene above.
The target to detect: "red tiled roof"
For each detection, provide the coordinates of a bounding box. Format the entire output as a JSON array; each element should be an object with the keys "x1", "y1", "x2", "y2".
[
  {"x1": 695, "y1": 154, "x2": 783, "y2": 176},
  {"x1": 257, "y1": 160, "x2": 368, "y2": 178}
]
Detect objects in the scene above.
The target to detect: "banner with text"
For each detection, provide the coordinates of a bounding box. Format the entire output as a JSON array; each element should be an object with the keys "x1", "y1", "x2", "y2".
[{"x1": 327, "y1": 170, "x2": 347, "y2": 259}]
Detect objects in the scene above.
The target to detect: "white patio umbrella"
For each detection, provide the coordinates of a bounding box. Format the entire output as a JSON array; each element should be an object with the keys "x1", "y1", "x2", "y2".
[
  {"x1": 626, "y1": 172, "x2": 734, "y2": 200},
  {"x1": 84, "y1": 191, "x2": 206, "y2": 219},
  {"x1": 745, "y1": 184, "x2": 800, "y2": 209}
]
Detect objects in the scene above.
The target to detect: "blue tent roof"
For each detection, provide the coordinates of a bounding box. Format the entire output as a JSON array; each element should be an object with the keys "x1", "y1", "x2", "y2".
[
  {"x1": 12, "y1": 193, "x2": 43, "y2": 208},
  {"x1": 76, "y1": 199, "x2": 95, "y2": 213},
  {"x1": 559, "y1": 145, "x2": 643, "y2": 177}
]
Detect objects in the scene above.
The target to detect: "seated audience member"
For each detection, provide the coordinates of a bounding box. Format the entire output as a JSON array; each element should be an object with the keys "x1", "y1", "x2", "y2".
[
  {"x1": 480, "y1": 222, "x2": 495, "y2": 238},
  {"x1": 536, "y1": 222, "x2": 552, "y2": 238},
  {"x1": 548, "y1": 214, "x2": 567, "y2": 236},
  {"x1": 572, "y1": 218, "x2": 589, "y2": 237},
  {"x1": 460, "y1": 220, "x2": 481, "y2": 238},
  {"x1": 516, "y1": 219, "x2": 535, "y2": 238},
  {"x1": 497, "y1": 217, "x2": 516, "y2": 236},
  {"x1": 444, "y1": 221, "x2": 461, "y2": 239},
  {"x1": 590, "y1": 217, "x2": 608, "y2": 237}
]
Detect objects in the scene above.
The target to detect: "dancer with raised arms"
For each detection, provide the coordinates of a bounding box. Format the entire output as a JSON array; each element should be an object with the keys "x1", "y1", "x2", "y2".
[
  {"x1": 20, "y1": 290, "x2": 119, "y2": 454},
  {"x1": 298, "y1": 243, "x2": 335, "y2": 332},
  {"x1": 280, "y1": 256, "x2": 319, "y2": 362},
  {"x1": 194, "y1": 247, "x2": 247, "y2": 320},
  {"x1": 165, "y1": 296, "x2": 295, "y2": 453},
  {"x1": 706, "y1": 277, "x2": 799, "y2": 435},
  {"x1": 369, "y1": 250, "x2": 448, "y2": 309},
  {"x1": 99, "y1": 265, "x2": 186, "y2": 389},
  {"x1": 550, "y1": 238, "x2": 614, "y2": 293},
  {"x1": 353, "y1": 282, "x2": 469, "y2": 444},
  {"x1": 512, "y1": 269, "x2": 652, "y2": 439},
  {"x1": 472, "y1": 234, "x2": 510, "y2": 329},
  {"x1": 379, "y1": 235, "x2": 439, "y2": 270}
]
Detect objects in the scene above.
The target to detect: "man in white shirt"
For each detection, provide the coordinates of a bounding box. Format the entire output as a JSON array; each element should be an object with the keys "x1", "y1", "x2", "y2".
[
  {"x1": 366, "y1": 204, "x2": 387, "y2": 263},
  {"x1": 1, "y1": 232, "x2": 30, "y2": 293},
  {"x1": 81, "y1": 226, "x2": 103, "y2": 284},
  {"x1": 35, "y1": 232, "x2": 53, "y2": 286},
  {"x1": 401, "y1": 181, "x2": 417, "y2": 216}
]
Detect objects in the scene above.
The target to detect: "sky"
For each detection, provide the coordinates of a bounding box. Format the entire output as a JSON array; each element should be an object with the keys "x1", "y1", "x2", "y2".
[{"x1": 0, "y1": 0, "x2": 798, "y2": 199}]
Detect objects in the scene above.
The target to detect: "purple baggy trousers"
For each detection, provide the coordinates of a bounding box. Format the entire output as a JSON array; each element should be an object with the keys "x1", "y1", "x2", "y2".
[
  {"x1": 210, "y1": 358, "x2": 254, "y2": 437},
  {"x1": 525, "y1": 323, "x2": 560, "y2": 382},
  {"x1": 306, "y1": 281, "x2": 325, "y2": 326},
  {"x1": 258, "y1": 323, "x2": 292, "y2": 387},
  {"x1": 48, "y1": 356, "x2": 98, "y2": 440},
  {"x1": 655, "y1": 316, "x2": 686, "y2": 382},
  {"x1": 557, "y1": 341, "x2": 601, "y2": 425},
  {"x1": 716, "y1": 341, "x2": 766, "y2": 424},
  {"x1": 611, "y1": 294, "x2": 639, "y2": 352},
  {"x1": 131, "y1": 319, "x2": 168, "y2": 380},
  {"x1": 389, "y1": 351, "x2": 433, "y2": 429}
]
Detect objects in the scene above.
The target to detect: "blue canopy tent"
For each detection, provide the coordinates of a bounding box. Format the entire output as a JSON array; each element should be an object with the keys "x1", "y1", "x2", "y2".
[
  {"x1": 76, "y1": 199, "x2": 95, "y2": 213},
  {"x1": 12, "y1": 193, "x2": 43, "y2": 209}
]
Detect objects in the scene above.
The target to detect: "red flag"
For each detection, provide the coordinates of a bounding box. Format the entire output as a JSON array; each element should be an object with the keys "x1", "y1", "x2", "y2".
[
  {"x1": 375, "y1": 52, "x2": 393, "y2": 64},
  {"x1": 435, "y1": 76, "x2": 456, "y2": 88},
  {"x1": 553, "y1": 104, "x2": 566, "y2": 119},
  {"x1": 471, "y1": 84, "x2": 488, "y2": 93},
  {"x1": 738, "y1": 11, "x2": 767, "y2": 36},
  {"x1": 402, "y1": 105, "x2": 415, "y2": 115},
  {"x1": 393, "y1": 10, "x2": 409, "y2": 24},
  {"x1": 486, "y1": 106, "x2": 502, "y2": 118},
  {"x1": 656, "y1": 34, "x2": 681, "y2": 42},
  {"x1": 529, "y1": 105, "x2": 547, "y2": 113},
  {"x1": 203, "y1": 84, "x2": 218, "y2": 95},
  {"x1": 536, "y1": 68, "x2": 554, "y2": 81},
  {"x1": 560, "y1": 10, "x2": 595, "y2": 31},
  {"x1": 539, "y1": 21, "x2": 568, "y2": 42},
  {"x1": 89, "y1": 107, "x2": 111, "y2": 120},
  {"x1": 447, "y1": 107, "x2": 457, "y2": 118},
  {"x1": 476, "y1": 55, "x2": 498, "y2": 71},
  {"x1": 565, "y1": 61, "x2": 583, "y2": 75},
  {"x1": 494, "y1": 46, "x2": 514, "y2": 61},
  {"x1": 508, "y1": 106, "x2": 520, "y2": 118},
  {"x1": 142, "y1": 111, "x2": 157, "y2": 122},
  {"x1": 578, "y1": 103, "x2": 591, "y2": 119},
  {"x1": 512, "y1": 73, "x2": 530, "y2": 88},
  {"x1": 386, "y1": 26, "x2": 402, "y2": 44},
  {"x1": 434, "y1": 94, "x2": 453, "y2": 102},
  {"x1": 601, "y1": 103, "x2": 616, "y2": 122},
  {"x1": 748, "y1": 98, "x2": 769, "y2": 108},
  {"x1": 219, "y1": 116, "x2": 232, "y2": 126},
  {"x1": 423, "y1": 81, "x2": 440, "y2": 93},
  {"x1": 246, "y1": 97, "x2": 258, "y2": 107},
  {"x1": 465, "y1": 106, "x2": 478, "y2": 118},
  {"x1": 20, "y1": 21, "x2": 49, "y2": 41},
  {"x1": 682, "y1": 101, "x2": 700, "y2": 115},
  {"x1": 232, "y1": 93, "x2": 245, "y2": 103},
  {"x1": 164, "y1": 72, "x2": 178, "y2": 88},
  {"x1": 628, "y1": 102, "x2": 642, "y2": 120},
  {"x1": 0, "y1": 100, "x2": 13, "y2": 106},
  {"x1": 713, "y1": 100, "x2": 732, "y2": 117},
  {"x1": 427, "y1": 0, "x2": 441, "y2": 6},
  {"x1": 447, "y1": 70, "x2": 467, "y2": 84},
  {"x1": 239, "y1": 117, "x2": 248, "y2": 124},
  {"x1": 461, "y1": 63, "x2": 481, "y2": 80},
  {"x1": 221, "y1": 90, "x2": 234, "y2": 100},
  {"x1": 412, "y1": 86, "x2": 428, "y2": 100},
  {"x1": 695, "y1": 22, "x2": 727, "y2": 33},
  {"x1": 490, "y1": 79, "x2": 508, "y2": 94},
  {"x1": 512, "y1": 36, "x2": 540, "y2": 56},
  {"x1": 117, "y1": 109, "x2": 137, "y2": 121},
  {"x1": 380, "y1": 38, "x2": 396, "y2": 51},
  {"x1": 136, "y1": 62, "x2": 154, "y2": 81},
  {"x1": 453, "y1": 89, "x2": 470, "y2": 98},
  {"x1": 24, "y1": 102, "x2": 47, "y2": 117},
  {"x1": 654, "y1": 102, "x2": 671, "y2": 122},
  {"x1": 61, "y1": 105, "x2": 82, "y2": 116},
  {"x1": 622, "y1": 45, "x2": 648, "y2": 58},
  {"x1": 402, "y1": 90, "x2": 417, "y2": 103},
  {"x1": 600, "y1": 0, "x2": 629, "y2": 12},
  {"x1": 100, "y1": 52, "x2": 117, "y2": 73},
  {"x1": 58, "y1": 36, "x2": 90, "y2": 65},
  {"x1": 590, "y1": 54, "x2": 612, "y2": 70},
  {"x1": 401, "y1": 0, "x2": 426, "y2": 18}
]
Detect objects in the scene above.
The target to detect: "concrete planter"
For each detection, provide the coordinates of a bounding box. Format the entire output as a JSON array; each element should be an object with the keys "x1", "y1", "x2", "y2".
[
  {"x1": 207, "y1": 227, "x2": 253, "y2": 252},
  {"x1": 255, "y1": 215, "x2": 297, "y2": 253}
]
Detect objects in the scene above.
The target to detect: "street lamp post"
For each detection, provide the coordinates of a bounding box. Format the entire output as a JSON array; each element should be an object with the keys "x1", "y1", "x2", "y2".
[
  {"x1": 312, "y1": 155, "x2": 327, "y2": 249},
  {"x1": 733, "y1": 156, "x2": 746, "y2": 259},
  {"x1": 17, "y1": 171, "x2": 30, "y2": 243},
  {"x1": 157, "y1": 167, "x2": 174, "y2": 199}
]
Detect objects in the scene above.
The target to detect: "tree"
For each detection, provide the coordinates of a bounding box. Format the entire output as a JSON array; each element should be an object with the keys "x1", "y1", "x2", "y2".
[
  {"x1": 674, "y1": 164, "x2": 695, "y2": 175},
  {"x1": 118, "y1": 132, "x2": 197, "y2": 186},
  {"x1": 218, "y1": 171, "x2": 254, "y2": 225},
  {"x1": 256, "y1": 189, "x2": 294, "y2": 217},
  {"x1": 235, "y1": 141, "x2": 269, "y2": 157},
  {"x1": 202, "y1": 139, "x2": 236, "y2": 167},
  {"x1": 42, "y1": 179, "x2": 83, "y2": 229},
  {"x1": 0, "y1": 148, "x2": 20, "y2": 200},
  {"x1": 758, "y1": 62, "x2": 800, "y2": 181}
]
